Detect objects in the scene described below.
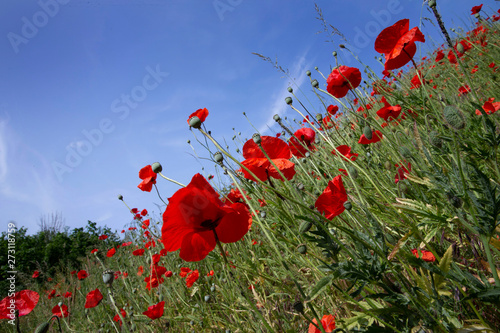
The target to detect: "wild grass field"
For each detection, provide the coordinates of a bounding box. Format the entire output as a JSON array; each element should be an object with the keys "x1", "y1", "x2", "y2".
[{"x1": 2, "y1": 2, "x2": 500, "y2": 332}]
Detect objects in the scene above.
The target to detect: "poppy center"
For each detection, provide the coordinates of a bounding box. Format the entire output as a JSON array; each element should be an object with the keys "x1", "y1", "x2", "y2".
[{"x1": 200, "y1": 218, "x2": 221, "y2": 230}]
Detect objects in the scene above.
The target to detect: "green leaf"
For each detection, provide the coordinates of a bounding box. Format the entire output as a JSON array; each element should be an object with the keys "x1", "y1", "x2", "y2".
[{"x1": 308, "y1": 275, "x2": 333, "y2": 301}]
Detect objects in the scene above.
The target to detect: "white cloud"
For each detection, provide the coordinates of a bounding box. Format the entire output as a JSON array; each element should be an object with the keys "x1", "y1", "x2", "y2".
[{"x1": 257, "y1": 47, "x2": 314, "y2": 134}]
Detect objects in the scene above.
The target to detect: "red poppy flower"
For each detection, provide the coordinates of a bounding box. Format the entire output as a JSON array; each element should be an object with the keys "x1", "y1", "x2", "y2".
[
  {"x1": 395, "y1": 161, "x2": 411, "y2": 184},
  {"x1": 106, "y1": 248, "x2": 116, "y2": 258},
  {"x1": 411, "y1": 249, "x2": 436, "y2": 262},
  {"x1": 84, "y1": 289, "x2": 103, "y2": 309},
  {"x1": 52, "y1": 304, "x2": 69, "y2": 318},
  {"x1": 137, "y1": 266, "x2": 144, "y2": 276},
  {"x1": 32, "y1": 270, "x2": 39, "y2": 278},
  {"x1": 308, "y1": 314, "x2": 336, "y2": 333},
  {"x1": 132, "y1": 248, "x2": 145, "y2": 256},
  {"x1": 0, "y1": 290, "x2": 39, "y2": 319},
  {"x1": 288, "y1": 128, "x2": 316, "y2": 157},
  {"x1": 374, "y1": 19, "x2": 425, "y2": 71},
  {"x1": 331, "y1": 145, "x2": 358, "y2": 161},
  {"x1": 98, "y1": 235, "x2": 108, "y2": 240},
  {"x1": 376, "y1": 96, "x2": 402, "y2": 121},
  {"x1": 326, "y1": 66, "x2": 362, "y2": 98},
  {"x1": 458, "y1": 85, "x2": 471, "y2": 96},
  {"x1": 187, "y1": 108, "x2": 209, "y2": 125},
  {"x1": 90, "y1": 249, "x2": 98, "y2": 254},
  {"x1": 471, "y1": 4, "x2": 482, "y2": 15},
  {"x1": 137, "y1": 165, "x2": 157, "y2": 192},
  {"x1": 358, "y1": 130, "x2": 383, "y2": 144},
  {"x1": 476, "y1": 98, "x2": 500, "y2": 115},
  {"x1": 77, "y1": 270, "x2": 88, "y2": 280},
  {"x1": 315, "y1": 175, "x2": 348, "y2": 220},
  {"x1": 180, "y1": 267, "x2": 192, "y2": 278},
  {"x1": 410, "y1": 71, "x2": 425, "y2": 89},
  {"x1": 113, "y1": 308, "x2": 127, "y2": 326},
  {"x1": 63, "y1": 292, "x2": 72, "y2": 298},
  {"x1": 322, "y1": 116, "x2": 335, "y2": 129},
  {"x1": 47, "y1": 289, "x2": 56, "y2": 300},
  {"x1": 456, "y1": 40, "x2": 472, "y2": 57},
  {"x1": 222, "y1": 188, "x2": 249, "y2": 205},
  {"x1": 447, "y1": 50, "x2": 457, "y2": 64},
  {"x1": 143, "y1": 301, "x2": 165, "y2": 320},
  {"x1": 161, "y1": 174, "x2": 252, "y2": 262},
  {"x1": 141, "y1": 209, "x2": 148, "y2": 216},
  {"x1": 435, "y1": 50, "x2": 445, "y2": 62},
  {"x1": 186, "y1": 270, "x2": 200, "y2": 288},
  {"x1": 327, "y1": 105, "x2": 339, "y2": 115},
  {"x1": 240, "y1": 136, "x2": 296, "y2": 182}
]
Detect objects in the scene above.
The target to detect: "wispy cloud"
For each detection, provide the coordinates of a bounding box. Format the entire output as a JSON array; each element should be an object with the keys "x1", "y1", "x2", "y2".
[{"x1": 258, "y1": 47, "x2": 314, "y2": 134}]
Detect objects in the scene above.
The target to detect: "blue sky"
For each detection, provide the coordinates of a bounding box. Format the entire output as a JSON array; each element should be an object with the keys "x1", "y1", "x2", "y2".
[{"x1": 0, "y1": 0, "x2": 496, "y2": 235}]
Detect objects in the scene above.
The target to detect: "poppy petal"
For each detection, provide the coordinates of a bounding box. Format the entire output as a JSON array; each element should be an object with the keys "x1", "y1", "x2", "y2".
[{"x1": 178, "y1": 231, "x2": 216, "y2": 262}]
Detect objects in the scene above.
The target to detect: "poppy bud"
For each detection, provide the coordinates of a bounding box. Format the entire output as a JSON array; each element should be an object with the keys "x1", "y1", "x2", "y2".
[
  {"x1": 332, "y1": 51, "x2": 337, "y2": 57},
  {"x1": 58, "y1": 301, "x2": 63, "y2": 307},
  {"x1": 344, "y1": 201, "x2": 352, "y2": 210},
  {"x1": 260, "y1": 211, "x2": 267, "y2": 218},
  {"x1": 429, "y1": 131, "x2": 443, "y2": 148},
  {"x1": 399, "y1": 146, "x2": 411, "y2": 159},
  {"x1": 296, "y1": 244, "x2": 307, "y2": 254},
  {"x1": 474, "y1": 13, "x2": 480, "y2": 19},
  {"x1": 293, "y1": 301, "x2": 304, "y2": 313},
  {"x1": 348, "y1": 166, "x2": 358, "y2": 179},
  {"x1": 299, "y1": 220, "x2": 312, "y2": 233},
  {"x1": 384, "y1": 161, "x2": 392, "y2": 170},
  {"x1": 315, "y1": 113, "x2": 323, "y2": 122},
  {"x1": 428, "y1": 0, "x2": 436, "y2": 8},
  {"x1": 306, "y1": 70, "x2": 311, "y2": 76},
  {"x1": 273, "y1": 114, "x2": 281, "y2": 122},
  {"x1": 339, "y1": 44, "x2": 345, "y2": 49},
  {"x1": 456, "y1": 43, "x2": 464, "y2": 54},
  {"x1": 117, "y1": 194, "x2": 123, "y2": 201},
  {"x1": 210, "y1": 285, "x2": 215, "y2": 292},
  {"x1": 297, "y1": 183, "x2": 305, "y2": 191},
  {"x1": 151, "y1": 162, "x2": 162, "y2": 173},
  {"x1": 322, "y1": 249, "x2": 332, "y2": 258},
  {"x1": 103, "y1": 270, "x2": 114, "y2": 287},
  {"x1": 204, "y1": 295, "x2": 211, "y2": 302},
  {"x1": 443, "y1": 105, "x2": 465, "y2": 130},
  {"x1": 252, "y1": 133, "x2": 262, "y2": 144},
  {"x1": 311, "y1": 79, "x2": 319, "y2": 88},
  {"x1": 287, "y1": 87, "x2": 293, "y2": 93},
  {"x1": 285, "y1": 97, "x2": 293, "y2": 105},
  {"x1": 34, "y1": 322, "x2": 50, "y2": 333},
  {"x1": 363, "y1": 126, "x2": 373, "y2": 140},
  {"x1": 189, "y1": 116, "x2": 202, "y2": 129},
  {"x1": 451, "y1": 28, "x2": 455, "y2": 32},
  {"x1": 314, "y1": 66, "x2": 318, "y2": 70},
  {"x1": 214, "y1": 152, "x2": 223, "y2": 163}
]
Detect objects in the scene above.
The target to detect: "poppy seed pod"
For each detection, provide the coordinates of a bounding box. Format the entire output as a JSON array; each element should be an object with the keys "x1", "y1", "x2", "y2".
[
  {"x1": 443, "y1": 105, "x2": 465, "y2": 130},
  {"x1": 117, "y1": 194, "x2": 123, "y2": 201},
  {"x1": 306, "y1": 70, "x2": 311, "y2": 76},
  {"x1": 332, "y1": 51, "x2": 337, "y2": 57},
  {"x1": 384, "y1": 161, "x2": 393, "y2": 170},
  {"x1": 252, "y1": 133, "x2": 262, "y2": 145},
  {"x1": 214, "y1": 152, "x2": 223, "y2": 163},
  {"x1": 188, "y1": 116, "x2": 202, "y2": 129},
  {"x1": 151, "y1": 162, "x2": 162, "y2": 173},
  {"x1": 315, "y1": 113, "x2": 323, "y2": 122},
  {"x1": 311, "y1": 79, "x2": 319, "y2": 88},
  {"x1": 273, "y1": 114, "x2": 281, "y2": 122},
  {"x1": 299, "y1": 220, "x2": 312, "y2": 234},
  {"x1": 103, "y1": 270, "x2": 114, "y2": 287},
  {"x1": 34, "y1": 322, "x2": 50, "y2": 333},
  {"x1": 287, "y1": 87, "x2": 293, "y2": 93},
  {"x1": 187, "y1": 140, "x2": 191, "y2": 144},
  {"x1": 285, "y1": 97, "x2": 293, "y2": 105},
  {"x1": 456, "y1": 43, "x2": 464, "y2": 54},
  {"x1": 363, "y1": 126, "x2": 373, "y2": 140},
  {"x1": 429, "y1": 131, "x2": 443, "y2": 148},
  {"x1": 428, "y1": 0, "x2": 436, "y2": 8},
  {"x1": 296, "y1": 244, "x2": 307, "y2": 254},
  {"x1": 344, "y1": 201, "x2": 352, "y2": 210}
]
